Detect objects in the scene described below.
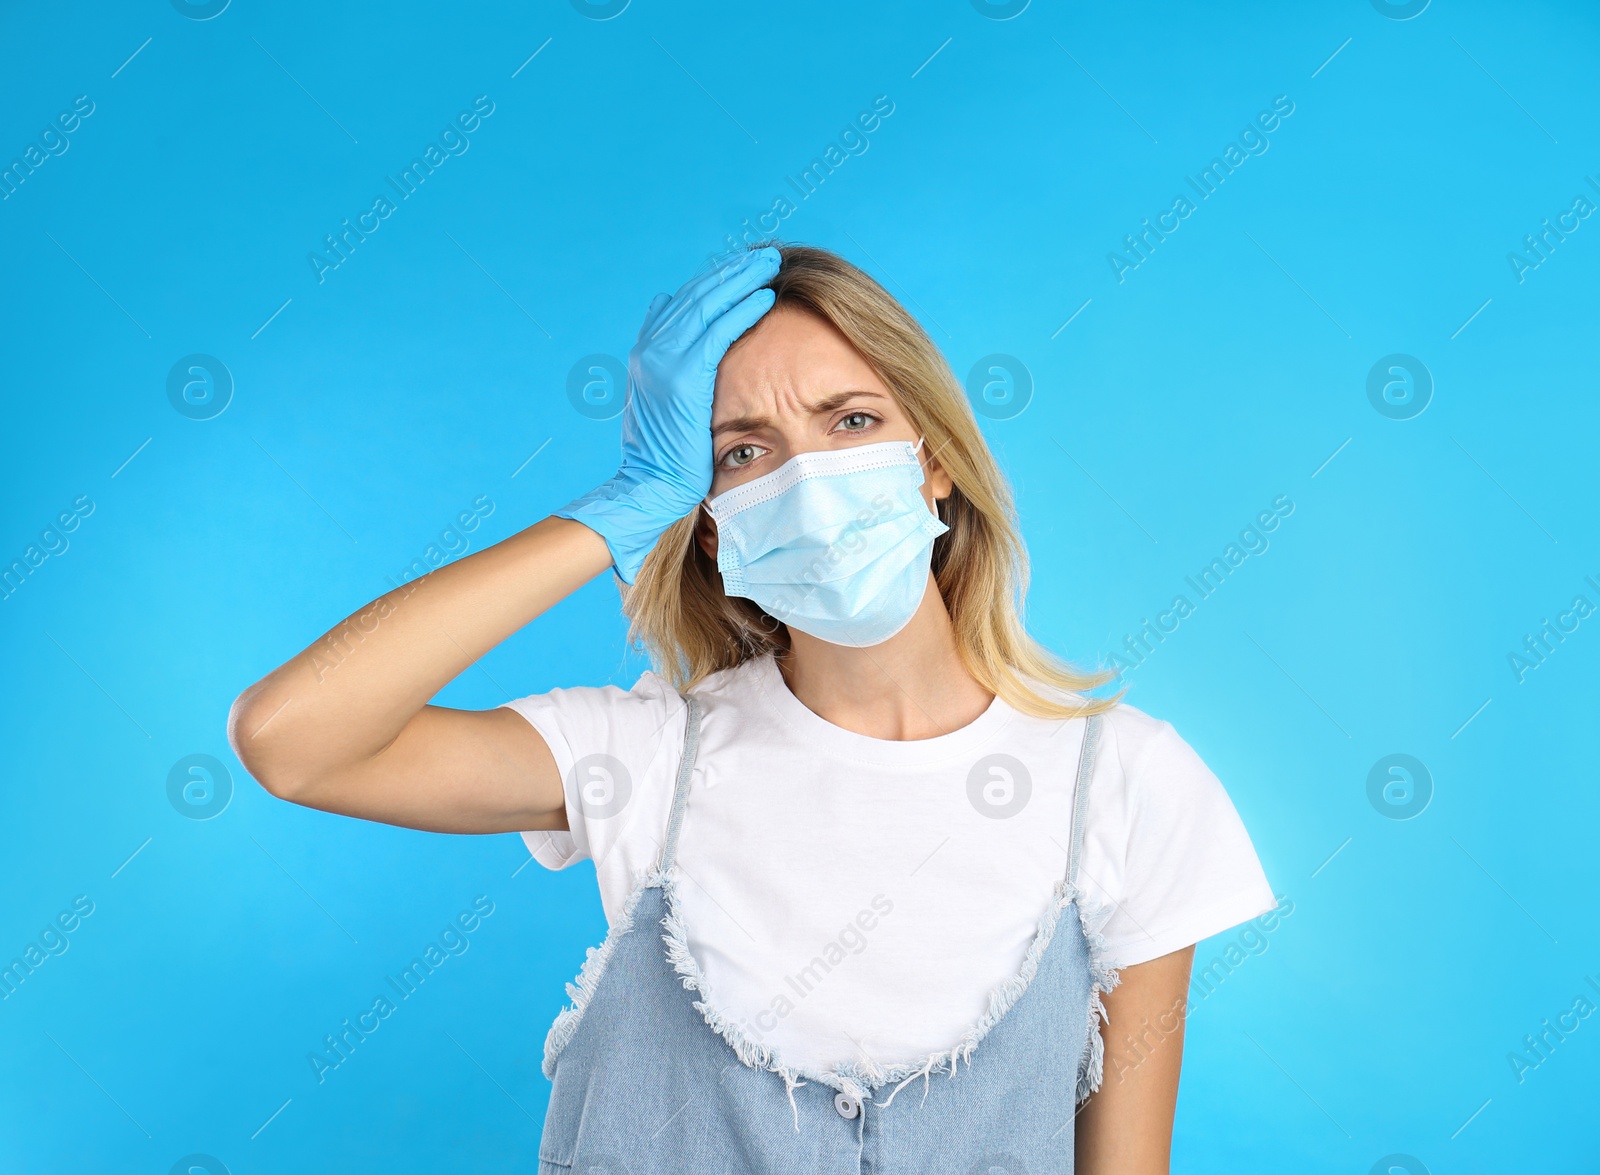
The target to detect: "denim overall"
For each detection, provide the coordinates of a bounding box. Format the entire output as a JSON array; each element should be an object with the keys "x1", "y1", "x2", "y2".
[{"x1": 538, "y1": 698, "x2": 1110, "y2": 1175}]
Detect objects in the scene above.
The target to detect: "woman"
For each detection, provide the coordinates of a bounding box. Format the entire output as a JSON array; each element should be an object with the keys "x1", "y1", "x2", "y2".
[{"x1": 230, "y1": 243, "x2": 1276, "y2": 1173}]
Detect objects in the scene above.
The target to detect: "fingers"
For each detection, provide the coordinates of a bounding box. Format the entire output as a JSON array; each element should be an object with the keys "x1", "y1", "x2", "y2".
[
  {"x1": 696, "y1": 286, "x2": 777, "y2": 372},
  {"x1": 637, "y1": 292, "x2": 673, "y2": 343},
  {"x1": 677, "y1": 247, "x2": 772, "y2": 308},
  {"x1": 694, "y1": 248, "x2": 781, "y2": 332},
  {"x1": 648, "y1": 247, "x2": 780, "y2": 346}
]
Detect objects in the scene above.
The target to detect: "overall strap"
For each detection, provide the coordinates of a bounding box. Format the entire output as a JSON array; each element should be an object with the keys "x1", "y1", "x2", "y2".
[
  {"x1": 656, "y1": 693, "x2": 704, "y2": 875},
  {"x1": 1066, "y1": 712, "x2": 1105, "y2": 891}
]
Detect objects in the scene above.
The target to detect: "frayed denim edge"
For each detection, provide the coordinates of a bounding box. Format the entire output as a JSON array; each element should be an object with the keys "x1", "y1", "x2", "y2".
[
  {"x1": 541, "y1": 867, "x2": 1121, "y2": 1127},
  {"x1": 1072, "y1": 886, "x2": 1123, "y2": 1105},
  {"x1": 656, "y1": 867, "x2": 1122, "y2": 1132},
  {"x1": 540, "y1": 869, "x2": 659, "y2": 1080}
]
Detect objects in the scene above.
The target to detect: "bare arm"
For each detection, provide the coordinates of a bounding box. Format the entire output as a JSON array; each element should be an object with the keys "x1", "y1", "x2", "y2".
[
  {"x1": 230, "y1": 253, "x2": 779, "y2": 833},
  {"x1": 227, "y1": 516, "x2": 612, "y2": 833},
  {"x1": 1075, "y1": 945, "x2": 1194, "y2": 1173}
]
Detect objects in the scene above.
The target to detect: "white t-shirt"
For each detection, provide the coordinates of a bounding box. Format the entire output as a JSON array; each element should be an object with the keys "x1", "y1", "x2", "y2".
[{"x1": 506, "y1": 655, "x2": 1274, "y2": 1077}]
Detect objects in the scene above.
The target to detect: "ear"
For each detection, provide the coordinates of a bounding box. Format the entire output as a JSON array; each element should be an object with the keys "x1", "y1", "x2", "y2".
[
  {"x1": 694, "y1": 505, "x2": 719, "y2": 562},
  {"x1": 921, "y1": 446, "x2": 955, "y2": 506}
]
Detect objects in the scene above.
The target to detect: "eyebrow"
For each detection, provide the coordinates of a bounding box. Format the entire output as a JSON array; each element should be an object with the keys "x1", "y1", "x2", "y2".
[{"x1": 711, "y1": 389, "x2": 891, "y2": 437}]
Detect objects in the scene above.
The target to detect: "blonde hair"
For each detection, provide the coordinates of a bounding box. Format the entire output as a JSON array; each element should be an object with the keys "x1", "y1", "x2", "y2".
[{"x1": 621, "y1": 243, "x2": 1121, "y2": 719}]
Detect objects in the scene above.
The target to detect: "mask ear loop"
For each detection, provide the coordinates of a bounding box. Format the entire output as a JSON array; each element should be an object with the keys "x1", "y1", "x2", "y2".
[{"x1": 915, "y1": 435, "x2": 952, "y2": 525}]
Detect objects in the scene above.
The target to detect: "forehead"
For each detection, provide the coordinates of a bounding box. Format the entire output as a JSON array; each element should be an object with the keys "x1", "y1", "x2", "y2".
[{"x1": 713, "y1": 304, "x2": 888, "y2": 414}]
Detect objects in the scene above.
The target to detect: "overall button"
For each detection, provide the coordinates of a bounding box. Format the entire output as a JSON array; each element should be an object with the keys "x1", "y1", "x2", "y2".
[{"x1": 834, "y1": 1092, "x2": 860, "y2": 1119}]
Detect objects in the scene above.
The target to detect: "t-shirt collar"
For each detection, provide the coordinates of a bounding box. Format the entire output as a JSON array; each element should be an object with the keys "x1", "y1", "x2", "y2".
[{"x1": 748, "y1": 654, "x2": 1018, "y2": 767}]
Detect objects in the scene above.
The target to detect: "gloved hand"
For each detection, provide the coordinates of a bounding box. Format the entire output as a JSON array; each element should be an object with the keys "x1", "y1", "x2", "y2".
[{"x1": 558, "y1": 247, "x2": 782, "y2": 584}]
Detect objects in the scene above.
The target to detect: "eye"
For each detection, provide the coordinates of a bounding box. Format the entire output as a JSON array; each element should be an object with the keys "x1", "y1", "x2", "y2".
[
  {"x1": 837, "y1": 410, "x2": 878, "y2": 433},
  {"x1": 720, "y1": 442, "x2": 768, "y2": 470}
]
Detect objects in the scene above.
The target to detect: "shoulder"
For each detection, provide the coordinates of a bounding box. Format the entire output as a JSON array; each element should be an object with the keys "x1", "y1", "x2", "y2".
[
  {"x1": 507, "y1": 670, "x2": 690, "y2": 885},
  {"x1": 503, "y1": 659, "x2": 779, "y2": 777},
  {"x1": 686, "y1": 656, "x2": 771, "y2": 698},
  {"x1": 1008, "y1": 681, "x2": 1191, "y2": 774},
  {"x1": 681, "y1": 656, "x2": 777, "y2": 722},
  {"x1": 1077, "y1": 700, "x2": 1278, "y2": 967},
  {"x1": 504, "y1": 667, "x2": 683, "y2": 717},
  {"x1": 1081, "y1": 698, "x2": 1249, "y2": 861},
  {"x1": 1096, "y1": 698, "x2": 1179, "y2": 745},
  {"x1": 500, "y1": 669, "x2": 686, "y2": 780},
  {"x1": 1095, "y1": 700, "x2": 1207, "y2": 785}
]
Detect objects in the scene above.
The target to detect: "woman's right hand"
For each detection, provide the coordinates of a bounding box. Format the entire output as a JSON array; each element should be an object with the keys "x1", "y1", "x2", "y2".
[{"x1": 557, "y1": 246, "x2": 781, "y2": 584}]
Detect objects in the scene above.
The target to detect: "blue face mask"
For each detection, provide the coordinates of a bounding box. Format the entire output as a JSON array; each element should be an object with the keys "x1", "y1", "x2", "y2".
[{"x1": 706, "y1": 438, "x2": 950, "y2": 648}]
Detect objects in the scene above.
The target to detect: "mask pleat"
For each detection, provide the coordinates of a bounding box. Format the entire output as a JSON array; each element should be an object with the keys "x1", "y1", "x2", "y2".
[{"x1": 709, "y1": 440, "x2": 950, "y2": 647}]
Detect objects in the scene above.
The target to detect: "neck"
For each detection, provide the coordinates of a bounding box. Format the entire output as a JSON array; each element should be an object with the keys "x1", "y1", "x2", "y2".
[{"x1": 775, "y1": 574, "x2": 994, "y2": 741}]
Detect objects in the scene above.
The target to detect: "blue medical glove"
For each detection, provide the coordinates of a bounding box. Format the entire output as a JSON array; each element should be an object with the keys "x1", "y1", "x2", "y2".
[{"x1": 558, "y1": 247, "x2": 782, "y2": 584}]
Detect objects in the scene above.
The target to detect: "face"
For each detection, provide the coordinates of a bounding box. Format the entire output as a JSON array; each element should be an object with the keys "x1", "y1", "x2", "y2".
[{"x1": 700, "y1": 305, "x2": 952, "y2": 562}]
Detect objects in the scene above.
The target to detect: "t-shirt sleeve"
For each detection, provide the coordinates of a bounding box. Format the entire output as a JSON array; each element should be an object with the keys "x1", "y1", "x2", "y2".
[
  {"x1": 1078, "y1": 706, "x2": 1278, "y2": 970},
  {"x1": 498, "y1": 671, "x2": 686, "y2": 872}
]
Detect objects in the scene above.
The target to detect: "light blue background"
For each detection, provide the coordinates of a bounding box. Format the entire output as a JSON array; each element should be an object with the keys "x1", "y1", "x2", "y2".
[{"x1": 2, "y1": 1, "x2": 1597, "y2": 1171}]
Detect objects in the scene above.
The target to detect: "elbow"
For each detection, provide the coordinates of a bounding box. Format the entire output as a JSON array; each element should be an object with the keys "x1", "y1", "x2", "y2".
[{"x1": 227, "y1": 684, "x2": 308, "y2": 803}]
